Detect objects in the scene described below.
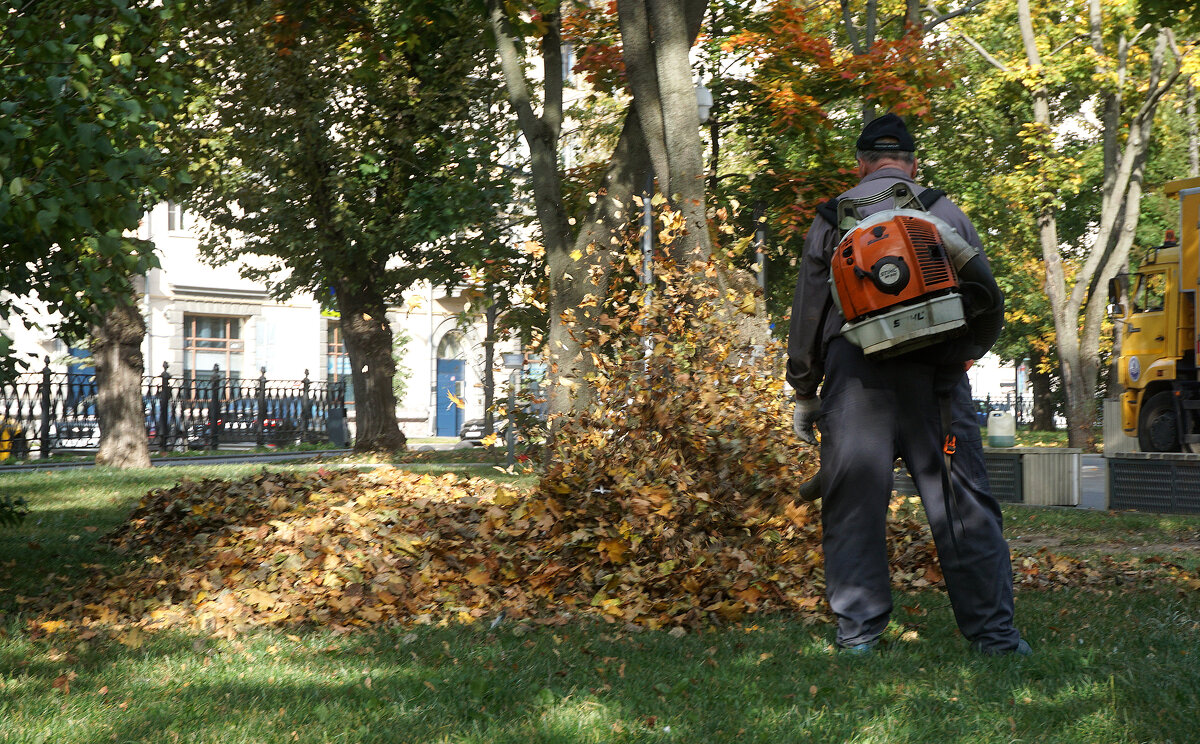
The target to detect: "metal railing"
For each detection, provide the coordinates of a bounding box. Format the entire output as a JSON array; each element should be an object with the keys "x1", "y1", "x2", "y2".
[
  {"x1": 975, "y1": 393, "x2": 1035, "y2": 428},
  {"x1": 0, "y1": 359, "x2": 347, "y2": 460}
]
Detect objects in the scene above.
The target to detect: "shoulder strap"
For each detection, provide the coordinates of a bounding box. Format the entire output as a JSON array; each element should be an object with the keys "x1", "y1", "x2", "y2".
[
  {"x1": 816, "y1": 187, "x2": 944, "y2": 228},
  {"x1": 816, "y1": 198, "x2": 840, "y2": 227},
  {"x1": 919, "y1": 188, "x2": 946, "y2": 209}
]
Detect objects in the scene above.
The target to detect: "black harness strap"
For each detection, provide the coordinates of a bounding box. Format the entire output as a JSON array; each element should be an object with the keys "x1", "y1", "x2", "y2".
[{"x1": 937, "y1": 386, "x2": 968, "y2": 559}]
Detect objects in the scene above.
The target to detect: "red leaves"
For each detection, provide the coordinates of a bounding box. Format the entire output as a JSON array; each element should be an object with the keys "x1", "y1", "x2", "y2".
[{"x1": 733, "y1": 0, "x2": 956, "y2": 167}]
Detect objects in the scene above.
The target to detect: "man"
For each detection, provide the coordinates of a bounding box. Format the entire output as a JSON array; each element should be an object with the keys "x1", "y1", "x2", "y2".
[{"x1": 787, "y1": 113, "x2": 1030, "y2": 656}]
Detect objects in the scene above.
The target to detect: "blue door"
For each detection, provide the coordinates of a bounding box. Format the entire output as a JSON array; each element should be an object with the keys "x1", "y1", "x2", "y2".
[{"x1": 436, "y1": 359, "x2": 465, "y2": 437}]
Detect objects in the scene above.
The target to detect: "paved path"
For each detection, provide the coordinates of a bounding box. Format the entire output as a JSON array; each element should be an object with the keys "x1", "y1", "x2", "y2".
[{"x1": 1080, "y1": 454, "x2": 1106, "y2": 510}]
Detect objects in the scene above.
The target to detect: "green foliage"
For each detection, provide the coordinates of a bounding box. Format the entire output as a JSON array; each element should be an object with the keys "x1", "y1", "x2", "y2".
[
  {"x1": 178, "y1": 0, "x2": 518, "y2": 305},
  {"x1": 917, "y1": 0, "x2": 1195, "y2": 396},
  {"x1": 0, "y1": 493, "x2": 29, "y2": 527},
  {"x1": 391, "y1": 327, "x2": 413, "y2": 404},
  {"x1": 0, "y1": 0, "x2": 185, "y2": 380}
]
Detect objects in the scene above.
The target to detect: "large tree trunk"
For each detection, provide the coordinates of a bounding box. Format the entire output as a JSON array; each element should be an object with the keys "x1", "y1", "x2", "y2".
[
  {"x1": 544, "y1": 111, "x2": 654, "y2": 422},
  {"x1": 620, "y1": 0, "x2": 711, "y2": 264},
  {"x1": 491, "y1": 0, "x2": 773, "y2": 449},
  {"x1": 1029, "y1": 350, "x2": 1057, "y2": 431},
  {"x1": 92, "y1": 302, "x2": 151, "y2": 469},
  {"x1": 336, "y1": 279, "x2": 406, "y2": 453}
]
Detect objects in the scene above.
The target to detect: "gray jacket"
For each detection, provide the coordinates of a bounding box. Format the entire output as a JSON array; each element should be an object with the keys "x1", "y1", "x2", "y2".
[{"x1": 785, "y1": 167, "x2": 987, "y2": 398}]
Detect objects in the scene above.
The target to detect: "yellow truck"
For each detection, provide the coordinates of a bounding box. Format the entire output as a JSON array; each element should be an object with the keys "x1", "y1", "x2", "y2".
[{"x1": 1109, "y1": 176, "x2": 1200, "y2": 452}]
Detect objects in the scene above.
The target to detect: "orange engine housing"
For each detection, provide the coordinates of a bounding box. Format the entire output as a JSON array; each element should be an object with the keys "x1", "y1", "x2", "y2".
[{"x1": 831, "y1": 214, "x2": 960, "y2": 323}]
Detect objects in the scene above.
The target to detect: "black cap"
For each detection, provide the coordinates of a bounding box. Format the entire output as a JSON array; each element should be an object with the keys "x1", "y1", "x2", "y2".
[{"x1": 856, "y1": 113, "x2": 915, "y2": 152}]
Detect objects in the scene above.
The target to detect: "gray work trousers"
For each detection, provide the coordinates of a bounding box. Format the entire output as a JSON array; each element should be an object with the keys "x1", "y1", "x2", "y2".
[{"x1": 818, "y1": 338, "x2": 1021, "y2": 651}]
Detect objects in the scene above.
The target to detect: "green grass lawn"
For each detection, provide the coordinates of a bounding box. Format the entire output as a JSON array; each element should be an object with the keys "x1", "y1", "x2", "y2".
[{"x1": 1, "y1": 464, "x2": 1198, "y2": 743}]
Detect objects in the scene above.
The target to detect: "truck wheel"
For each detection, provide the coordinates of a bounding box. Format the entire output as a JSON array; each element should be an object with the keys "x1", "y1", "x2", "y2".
[{"x1": 1138, "y1": 391, "x2": 1182, "y2": 452}]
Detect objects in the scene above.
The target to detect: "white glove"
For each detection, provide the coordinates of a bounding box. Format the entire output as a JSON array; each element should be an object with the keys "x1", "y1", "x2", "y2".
[{"x1": 793, "y1": 396, "x2": 821, "y2": 445}]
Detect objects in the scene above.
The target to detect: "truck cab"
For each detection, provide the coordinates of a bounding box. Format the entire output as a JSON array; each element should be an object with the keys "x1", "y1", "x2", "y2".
[{"x1": 1110, "y1": 176, "x2": 1200, "y2": 451}]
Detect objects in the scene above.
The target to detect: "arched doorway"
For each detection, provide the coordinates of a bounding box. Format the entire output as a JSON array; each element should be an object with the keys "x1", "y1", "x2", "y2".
[{"x1": 435, "y1": 332, "x2": 466, "y2": 436}]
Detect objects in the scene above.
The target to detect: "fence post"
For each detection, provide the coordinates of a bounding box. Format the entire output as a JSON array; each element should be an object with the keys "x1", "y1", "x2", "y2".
[
  {"x1": 326, "y1": 379, "x2": 348, "y2": 448},
  {"x1": 158, "y1": 362, "x2": 171, "y2": 453},
  {"x1": 256, "y1": 366, "x2": 267, "y2": 448},
  {"x1": 209, "y1": 364, "x2": 221, "y2": 451},
  {"x1": 301, "y1": 369, "x2": 312, "y2": 443},
  {"x1": 39, "y1": 356, "x2": 52, "y2": 459}
]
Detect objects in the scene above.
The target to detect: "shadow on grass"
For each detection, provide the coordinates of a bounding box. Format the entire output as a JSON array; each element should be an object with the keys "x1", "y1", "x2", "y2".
[
  {"x1": 3, "y1": 588, "x2": 1197, "y2": 744},
  {"x1": 3, "y1": 467, "x2": 1197, "y2": 742}
]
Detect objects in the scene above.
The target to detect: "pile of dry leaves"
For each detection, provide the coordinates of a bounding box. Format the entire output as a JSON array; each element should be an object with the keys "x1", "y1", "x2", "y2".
[
  {"x1": 25, "y1": 255, "x2": 1177, "y2": 638},
  {"x1": 28, "y1": 464, "x2": 1141, "y2": 639}
]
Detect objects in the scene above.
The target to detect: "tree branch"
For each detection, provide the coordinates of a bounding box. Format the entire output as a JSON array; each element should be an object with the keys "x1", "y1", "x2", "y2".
[
  {"x1": 1069, "y1": 29, "x2": 1179, "y2": 312},
  {"x1": 922, "y1": 0, "x2": 989, "y2": 31},
  {"x1": 865, "y1": 0, "x2": 879, "y2": 48},
  {"x1": 1050, "y1": 34, "x2": 1086, "y2": 56},
  {"x1": 485, "y1": 0, "x2": 544, "y2": 145},
  {"x1": 840, "y1": 0, "x2": 865, "y2": 56},
  {"x1": 955, "y1": 31, "x2": 1008, "y2": 71}
]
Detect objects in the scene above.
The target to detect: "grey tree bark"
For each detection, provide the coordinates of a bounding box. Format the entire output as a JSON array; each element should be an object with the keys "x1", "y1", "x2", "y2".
[
  {"x1": 92, "y1": 302, "x2": 151, "y2": 469},
  {"x1": 1029, "y1": 350, "x2": 1057, "y2": 432},
  {"x1": 620, "y1": 0, "x2": 711, "y2": 265}
]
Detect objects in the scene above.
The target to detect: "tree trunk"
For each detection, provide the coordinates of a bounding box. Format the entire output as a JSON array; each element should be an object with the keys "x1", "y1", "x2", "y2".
[
  {"x1": 92, "y1": 302, "x2": 151, "y2": 469},
  {"x1": 543, "y1": 109, "x2": 655, "y2": 423},
  {"x1": 1187, "y1": 77, "x2": 1199, "y2": 177},
  {"x1": 336, "y1": 279, "x2": 406, "y2": 453},
  {"x1": 1029, "y1": 350, "x2": 1056, "y2": 431},
  {"x1": 487, "y1": 0, "x2": 578, "y2": 432},
  {"x1": 620, "y1": 0, "x2": 712, "y2": 264},
  {"x1": 1019, "y1": 0, "x2": 1093, "y2": 449}
]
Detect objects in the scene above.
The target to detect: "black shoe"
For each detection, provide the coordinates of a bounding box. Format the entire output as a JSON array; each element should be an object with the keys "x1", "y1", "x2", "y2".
[{"x1": 975, "y1": 638, "x2": 1032, "y2": 657}]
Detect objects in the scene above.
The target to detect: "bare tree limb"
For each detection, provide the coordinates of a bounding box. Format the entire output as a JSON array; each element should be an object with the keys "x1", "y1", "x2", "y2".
[
  {"x1": 955, "y1": 31, "x2": 1008, "y2": 71},
  {"x1": 840, "y1": 0, "x2": 865, "y2": 55},
  {"x1": 922, "y1": 0, "x2": 989, "y2": 30},
  {"x1": 1050, "y1": 34, "x2": 1086, "y2": 56}
]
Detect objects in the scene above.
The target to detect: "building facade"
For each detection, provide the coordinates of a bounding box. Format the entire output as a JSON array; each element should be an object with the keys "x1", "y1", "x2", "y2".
[{"x1": 4, "y1": 203, "x2": 511, "y2": 439}]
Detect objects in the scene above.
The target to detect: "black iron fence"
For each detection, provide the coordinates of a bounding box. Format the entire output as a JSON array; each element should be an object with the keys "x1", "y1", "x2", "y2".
[
  {"x1": 0, "y1": 359, "x2": 348, "y2": 460},
  {"x1": 974, "y1": 393, "x2": 1036, "y2": 428}
]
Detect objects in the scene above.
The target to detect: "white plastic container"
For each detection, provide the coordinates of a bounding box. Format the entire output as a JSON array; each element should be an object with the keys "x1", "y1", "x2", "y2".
[{"x1": 987, "y1": 410, "x2": 1016, "y2": 447}]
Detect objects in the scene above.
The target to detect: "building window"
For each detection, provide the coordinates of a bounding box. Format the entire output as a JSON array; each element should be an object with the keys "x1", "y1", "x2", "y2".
[
  {"x1": 437, "y1": 331, "x2": 465, "y2": 360},
  {"x1": 183, "y1": 315, "x2": 243, "y2": 392},
  {"x1": 167, "y1": 201, "x2": 188, "y2": 233},
  {"x1": 561, "y1": 42, "x2": 575, "y2": 86},
  {"x1": 326, "y1": 323, "x2": 355, "y2": 407}
]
